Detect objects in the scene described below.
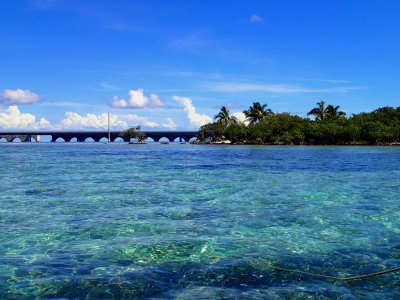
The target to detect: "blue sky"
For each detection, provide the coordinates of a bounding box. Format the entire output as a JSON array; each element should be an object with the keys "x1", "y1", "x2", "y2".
[{"x1": 0, "y1": 0, "x2": 399, "y2": 130}]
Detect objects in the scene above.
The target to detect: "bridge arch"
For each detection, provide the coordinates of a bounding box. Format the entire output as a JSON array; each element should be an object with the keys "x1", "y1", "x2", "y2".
[
  {"x1": 113, "y1": 137, "x2": 125, "y2": 143},
  {"x1": 157, "y1": 137, "x2": 171, "y2": 143},
  {"x1": 11, "y1": 137, "x2": 22, "y2": 143},
  {"x1": 0, "y1": 137, "x2": 7, "y2": 143},
  {"x1": 145, "y1": 137, "x2": 155, "y2": 143},
  {"x1": 84, "y1": 137, "x2": 95, "y2": 143},
  {"x1": 99, "y1": 137, "x2": 109, "y2": 143},
  {"x1": 172, "y1": 137, "x2": 187, "y2": 143},
  {"x1": 55, "y1": 137, "x2": 66, "y2": 143}
]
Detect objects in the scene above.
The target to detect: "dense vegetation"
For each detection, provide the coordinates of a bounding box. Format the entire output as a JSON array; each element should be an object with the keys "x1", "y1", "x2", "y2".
[
  {"x1": 198, "y1": 102, "x2": 400, "y2": 145},
  {"x1": 120, "y1": 126, "x2": 146, "y2": 142}
]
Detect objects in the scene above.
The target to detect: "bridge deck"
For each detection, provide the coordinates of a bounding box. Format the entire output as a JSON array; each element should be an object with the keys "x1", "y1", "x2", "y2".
[{"x1": 0, "y1": 131, "x2": 198, "y2": 142}]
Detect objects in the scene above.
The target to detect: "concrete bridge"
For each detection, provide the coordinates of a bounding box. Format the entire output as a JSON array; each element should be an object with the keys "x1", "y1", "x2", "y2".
[{"x1": 0, "y1": 131, "x2": 198, "y2": 143}]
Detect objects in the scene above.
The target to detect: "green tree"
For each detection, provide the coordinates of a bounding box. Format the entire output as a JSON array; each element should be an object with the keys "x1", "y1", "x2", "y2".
[
  {"x1": 214, "y1": 106, "x2": 238, "y2": 126},
  {"x1": 269, "y1": 113, "x2": 307, "y2": 144},
  {"x1": 247, "y1": 120, "x2": 273, "y2": 144},
  {"x1": 197, "y1": 104, "x2": 400, "y2": 145},
  {"x1": 120, "y1": 126, "x2": 146, "y2": 143},
  {"x1": 224, "y1": 122, "x2": 248, "y2": 144},
  {"x1": 243, "y1": 102, "x2": 273, "y2": 124},
  {"x1": 197, "y1": 122, "x2": 226, "y2": 143}
]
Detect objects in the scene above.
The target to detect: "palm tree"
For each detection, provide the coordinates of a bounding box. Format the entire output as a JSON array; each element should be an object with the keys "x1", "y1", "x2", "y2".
[
  {"x1": 308, "y1": 101, "x2": 346, "y2": 121},
  {"x1": 243, "y1": 102, "x2": 273, "y2": 124},
  {"x1": 307, "y1": 101, "x2": 327, "y2": 121},
  {"x1": 326, "y1": 105, "x2": 346, "y2": 120},
  {"x1": 214, "y1": 106, "x2": 238, "y2": 126}
]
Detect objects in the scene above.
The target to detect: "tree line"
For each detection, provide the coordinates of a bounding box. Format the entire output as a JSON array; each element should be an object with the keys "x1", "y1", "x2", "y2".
[{"x1": 198, "y1": 101, "x2": 400, "y2": 145}]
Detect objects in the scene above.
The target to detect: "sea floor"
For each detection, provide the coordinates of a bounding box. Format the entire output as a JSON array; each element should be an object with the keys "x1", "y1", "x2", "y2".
[{"x1": 1, "y1": 144, "x2": 399, "y2": 298}]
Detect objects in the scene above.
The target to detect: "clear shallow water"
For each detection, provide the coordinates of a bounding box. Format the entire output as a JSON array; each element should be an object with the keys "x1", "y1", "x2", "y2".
[{"x1": 0, "y1": 144, "x2": 399, "y2": 299}]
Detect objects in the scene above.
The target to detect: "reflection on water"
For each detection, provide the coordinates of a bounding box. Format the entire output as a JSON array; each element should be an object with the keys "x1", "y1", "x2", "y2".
[{"x1": 0, "y1": 144, "x2": 399, "y2": 298}]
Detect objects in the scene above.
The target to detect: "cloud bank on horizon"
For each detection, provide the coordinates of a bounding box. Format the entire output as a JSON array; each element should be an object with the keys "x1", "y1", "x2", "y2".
[
  {"x1": 0, "y1": 87, "x2": 215, "y2": 130},
  {"x1": 0, "y1": 89, "x2": 217, "y2": 130},
  {"x1": 0, "y1": 106, "x2": 50, "y2": 130},
  {"x1": 0, "y1": 90, "x2": 250, "y2": 130},
  {"x1": 0, "y1": 104, "x2": 174, "y2": 130}
]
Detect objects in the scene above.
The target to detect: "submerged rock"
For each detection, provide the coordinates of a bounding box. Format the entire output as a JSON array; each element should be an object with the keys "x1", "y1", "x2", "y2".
[{"x1": 25, "y1": 188, "x2": 66, "y2": 197}]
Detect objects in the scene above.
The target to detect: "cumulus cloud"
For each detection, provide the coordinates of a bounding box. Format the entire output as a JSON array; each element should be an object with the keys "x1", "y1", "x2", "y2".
[
  {"x1": 109, "y1": 89, "x2": 165, "y2": 109},
  {"x1": 0, "y1": 105, "x2": 50, "y2": 129},
  {"x1": 149, "y1": 94, "x2": 165, "y2": 108},
  {"x1": 58, "y1": 112, "x2": 162, "y2": 129},
  {"x1": 59, "y1": 112, "x2": 128, "y2": 129},
  {"x1": 0, "y1": 89, "x2": 41, "y2": 105},
  {"x1": 162, "y1": 117, "x2": 177, "y2": 129},
  {"x1": 0, "y1": 105, "x2": 170, "y2": 131},
  {"x1": 173, "y1": 96, "x2": 212, "y2": 128},
  {"x1": 250, "y1": 14, "x2": 263, "y2": 23},
  {"x1": 122, "y1": 114, "x2": 159, "y2": 128}
]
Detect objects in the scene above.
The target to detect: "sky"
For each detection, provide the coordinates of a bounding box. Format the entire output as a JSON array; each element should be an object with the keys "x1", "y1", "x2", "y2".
[{"x1": 0, "y1": 0, "x2": 399, "y2": 131}]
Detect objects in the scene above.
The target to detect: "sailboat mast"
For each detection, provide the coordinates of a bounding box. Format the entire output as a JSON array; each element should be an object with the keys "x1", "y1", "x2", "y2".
[{"x1": 108, "y1": 112, "x2": 111, "y2": 142}]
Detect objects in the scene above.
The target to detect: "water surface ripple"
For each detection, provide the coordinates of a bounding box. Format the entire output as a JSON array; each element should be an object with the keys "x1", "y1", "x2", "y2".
[{"x1": 0, "y1": 144, "x2": 399, "y2": 299}]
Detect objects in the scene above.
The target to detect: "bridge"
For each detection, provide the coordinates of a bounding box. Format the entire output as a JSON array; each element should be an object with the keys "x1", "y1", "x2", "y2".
[{"x1": 0, "y1": 131, "x2": 198, "y2": 143}]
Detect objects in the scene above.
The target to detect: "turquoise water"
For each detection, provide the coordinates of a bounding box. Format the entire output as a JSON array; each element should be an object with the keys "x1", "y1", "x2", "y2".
[{"x1": 0, "y1": 144, "x2": 399, "y2": 299}]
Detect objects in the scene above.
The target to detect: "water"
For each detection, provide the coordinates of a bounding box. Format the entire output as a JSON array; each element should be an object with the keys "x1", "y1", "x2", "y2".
[{"x1": 0, "y1": 144, "x2": 399, "y2": 299}]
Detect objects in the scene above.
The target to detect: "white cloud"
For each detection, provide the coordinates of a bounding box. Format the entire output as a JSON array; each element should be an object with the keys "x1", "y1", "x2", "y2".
[
  {"x1": 250, "y1": 14, "x2": 263, "y2": 23},
  {"x1": 162, "y1": 117, "x2": 177, "y2": 129},
  {"x1": 0, "y1": 106, "x2": 173, "y2": 131},
  {"x1": 122, "y1": 114, "x2": 159, "y2": 128},
  {"x1": 99, "y1": 82, "x2": 119, "y2": 91},
  {"x1": 1, "y1": 89, "x2": 41, "y2": 105},
  {"x1": 0, "y1": 105, "x2": 50, "y2": 129},
  {"x1": 173, "y1": 96, "x2": 212, "y2": 128},
  {"x1": 149, "y1": 93, "x2": 165, "y2": 108},
  {"x1": 59, "y1": 112, "x2": 128, "y2": 129},
  {"x1": 110, "y1": 89, "x2": 147, "y2": 108},
  {"x1": 109, "y1": 89, "x2": 165, "y2": 109},
  {"x1": 58, "y1": 112, "x2": 161, "y2": 129},
  {"x1": 207, "y1": 82, "x2": 363, "y2": 94}
]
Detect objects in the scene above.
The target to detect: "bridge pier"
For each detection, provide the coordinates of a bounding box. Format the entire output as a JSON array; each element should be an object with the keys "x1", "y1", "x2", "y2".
[{"x1": 21, "y1": 135, "x2": 31, "y2": 142}]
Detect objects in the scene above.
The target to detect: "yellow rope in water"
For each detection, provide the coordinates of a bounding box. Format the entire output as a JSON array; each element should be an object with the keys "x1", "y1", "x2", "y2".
[{"x1": 274, "y1": 265, "x2": 400, "y2": 281}]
